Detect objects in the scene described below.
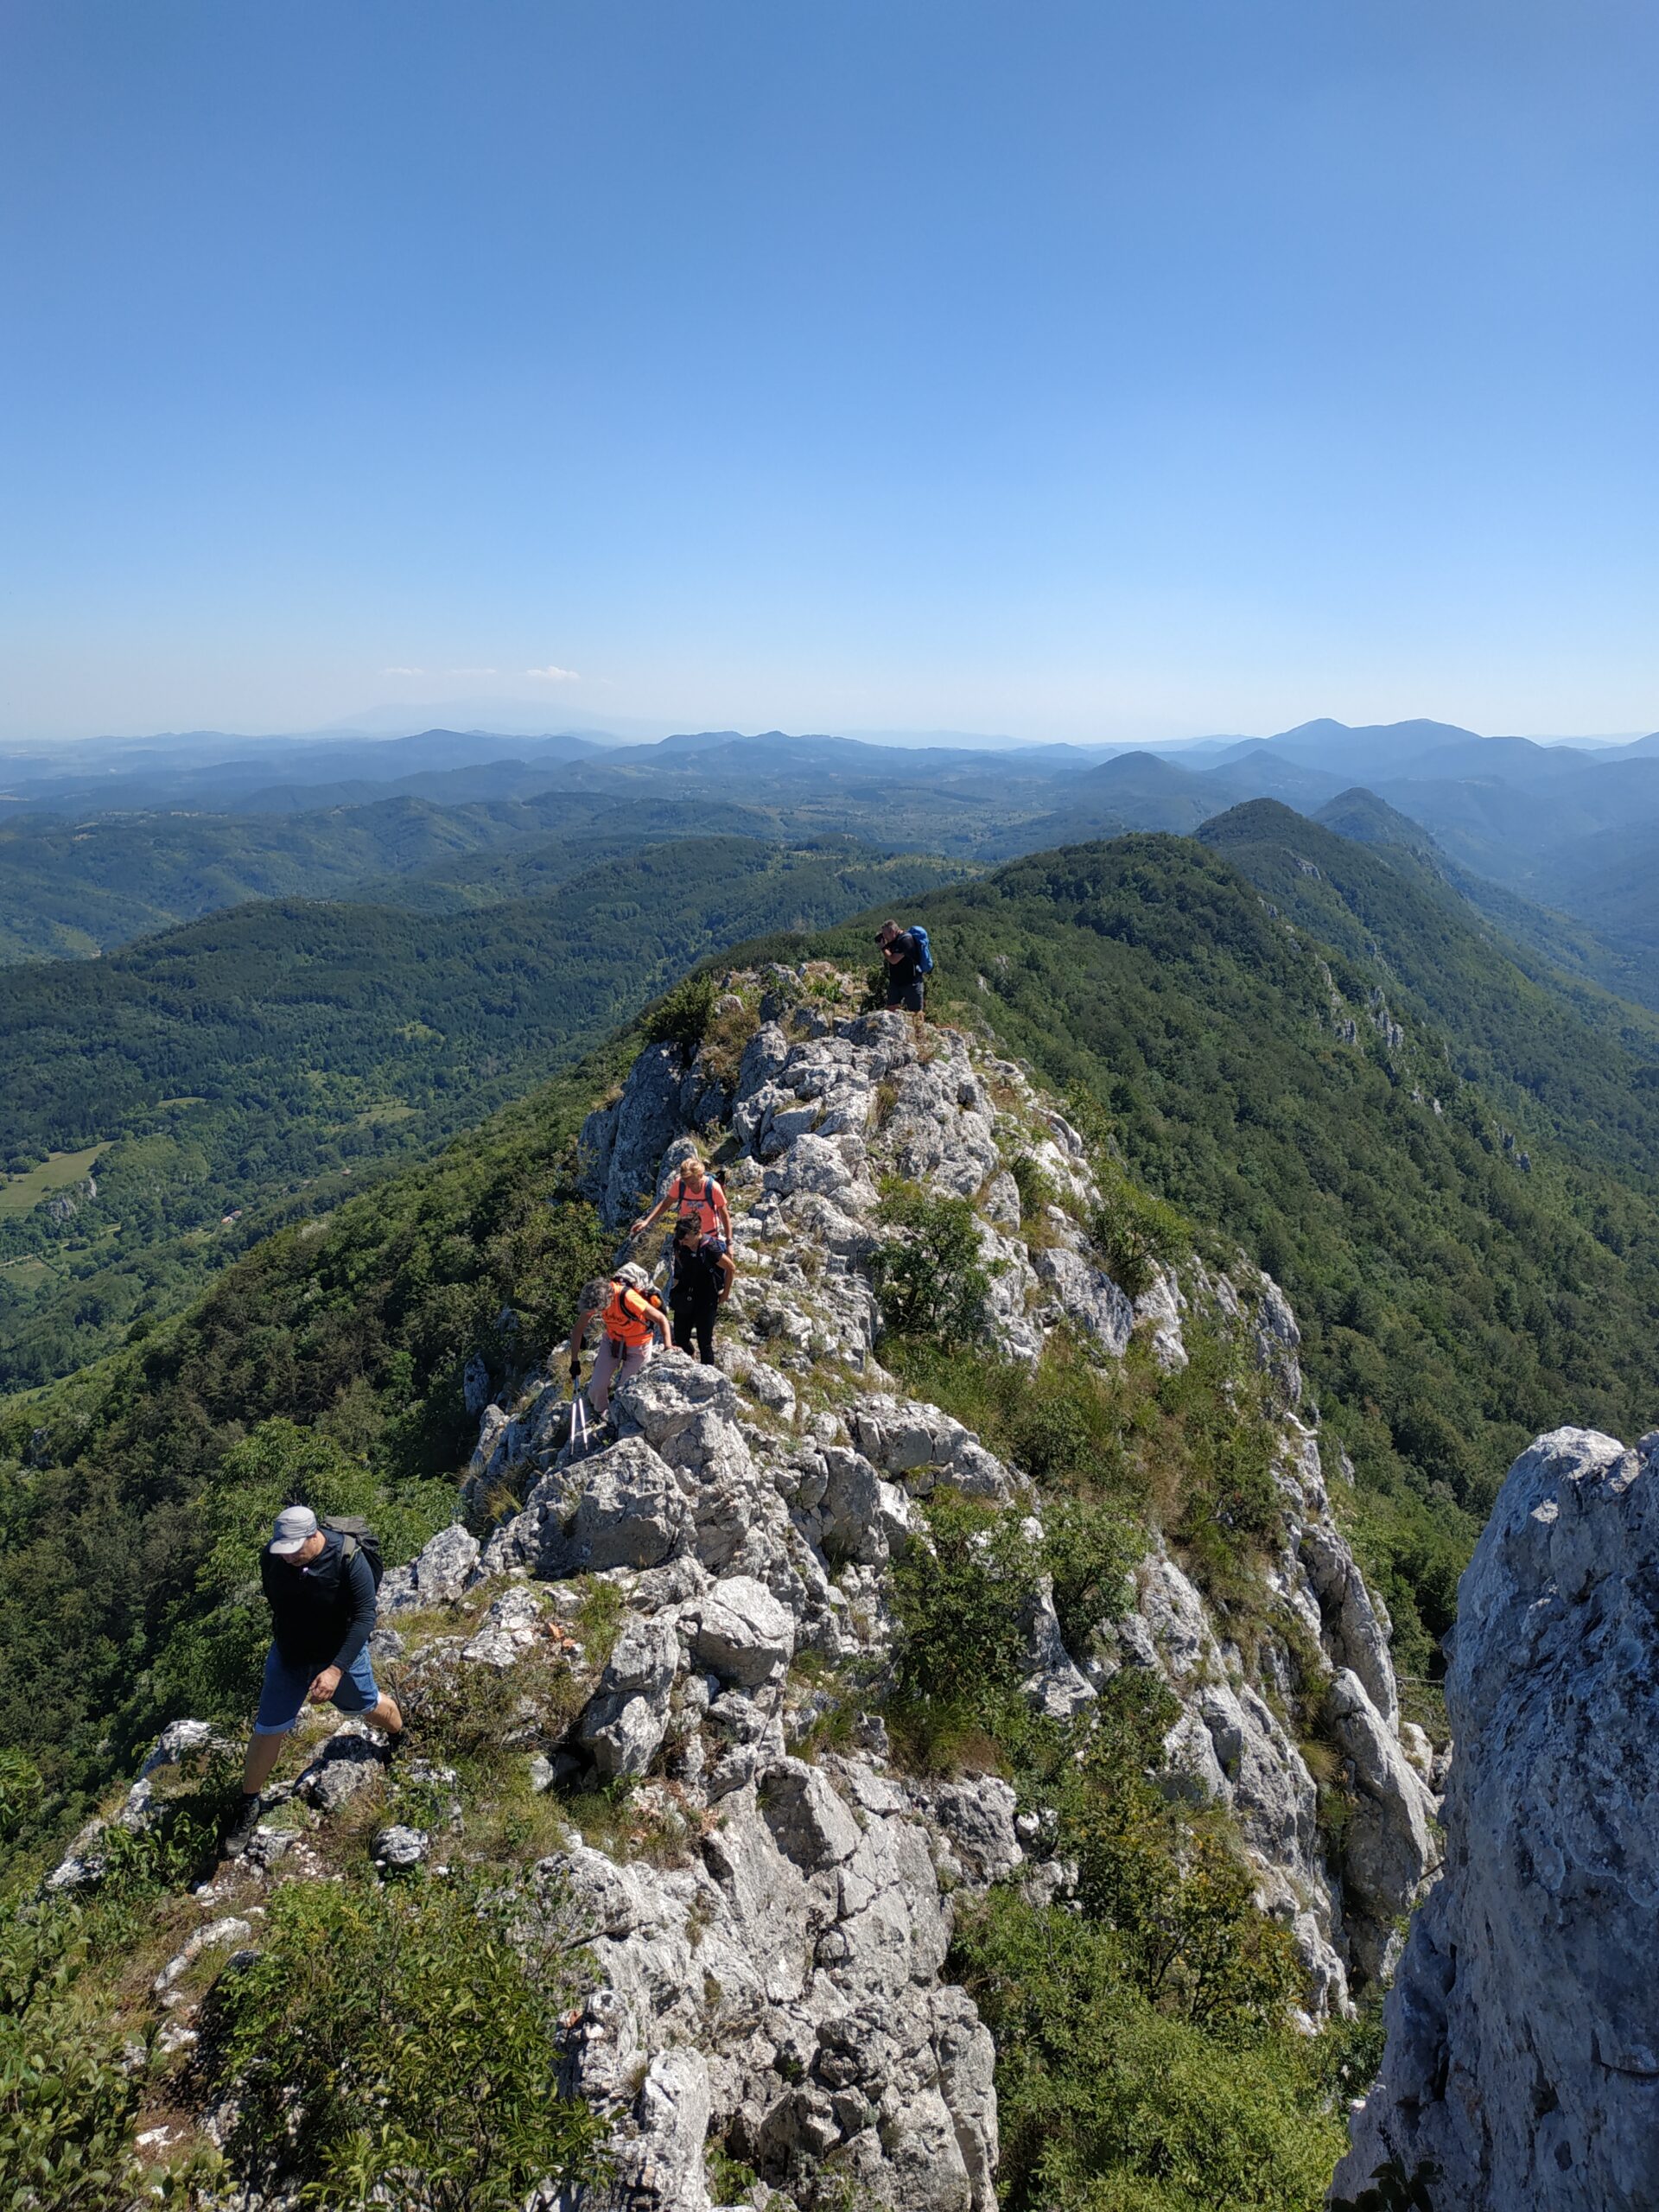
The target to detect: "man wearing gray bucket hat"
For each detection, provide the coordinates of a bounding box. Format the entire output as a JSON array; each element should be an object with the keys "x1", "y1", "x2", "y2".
[{"x1": 223, "y1": 1503, "x2": 403, "y2": 1852}]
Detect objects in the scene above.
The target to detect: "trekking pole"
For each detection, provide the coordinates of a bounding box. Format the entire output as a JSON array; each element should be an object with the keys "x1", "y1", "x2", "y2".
[{"x1": 568, "y1": 1376, "x2": 590, "y2": 1456}]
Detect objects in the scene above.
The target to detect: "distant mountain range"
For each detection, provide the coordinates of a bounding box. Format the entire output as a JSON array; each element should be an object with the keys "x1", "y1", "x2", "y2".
[{"x1": 10, "y1": 709, "x2": 1659, "y2": 1001}]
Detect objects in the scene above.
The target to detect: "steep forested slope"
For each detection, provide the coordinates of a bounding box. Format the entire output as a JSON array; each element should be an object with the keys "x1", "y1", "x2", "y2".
[
  {"x1": 751, "y1": 832, "x2": 1659, "y2": 1657},
  {"x1": 0, "y1": 1046, "x2": 622, "y2": 1841},
  {"x1": 1312, "y1": 787, "x2": 1659, "y2": 1009},
  {"x1": 0, "y1": 837, "x2": 963, "y2": 1388},
  {"x1": 1199, "y1": 801, "x2": 1659, "y2": 1169}
]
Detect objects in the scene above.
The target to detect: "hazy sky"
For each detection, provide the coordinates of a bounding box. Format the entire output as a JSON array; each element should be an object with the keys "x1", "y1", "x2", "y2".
[{"x1": 3, "y1": 1, "x2": 1656, "y2": 743}]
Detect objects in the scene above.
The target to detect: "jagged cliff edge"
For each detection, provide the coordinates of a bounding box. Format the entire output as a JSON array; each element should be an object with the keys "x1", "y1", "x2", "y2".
[{"x1": 1334, "y1": 1424, "x2": 1659, "y2": 2210}]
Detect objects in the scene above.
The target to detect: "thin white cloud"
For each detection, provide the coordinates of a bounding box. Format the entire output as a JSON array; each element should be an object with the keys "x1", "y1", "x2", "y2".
[
  {"x1": 383, "y1": 665, "x2": 428, "y2": 677},
  {"x1": 524, "y1": 664, "x2": 580, "y2": 682}
]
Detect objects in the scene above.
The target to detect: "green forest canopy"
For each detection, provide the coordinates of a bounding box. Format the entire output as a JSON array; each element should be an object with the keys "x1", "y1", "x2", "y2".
[{"x1": 0, "y1": 835, "x2": 963, "y2": 1391}]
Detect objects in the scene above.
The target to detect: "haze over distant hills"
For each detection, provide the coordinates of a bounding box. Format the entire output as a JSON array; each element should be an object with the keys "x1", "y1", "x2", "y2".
[{"x1": 10, "y1": 712, "x2": 1659, "y2": 988}]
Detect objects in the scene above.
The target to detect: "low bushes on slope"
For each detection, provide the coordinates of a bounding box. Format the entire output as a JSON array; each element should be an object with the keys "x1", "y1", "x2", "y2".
[
  {"x1": 957, "y1": 1891, "x2": 1351, "y2": 2212},
  {"x1": 202, "y1": 1875, "x2": 607, "y2": 2210},
  {"x1": 0, "y1": 1050, "x2": 619, "y2": 1862},
  {"x1": 880, "y1": 1455, "x2": 1358, "y2": 2211},
  {"x1": 867, "y1": 1248, "x2": 1374, "y2": 2212}
]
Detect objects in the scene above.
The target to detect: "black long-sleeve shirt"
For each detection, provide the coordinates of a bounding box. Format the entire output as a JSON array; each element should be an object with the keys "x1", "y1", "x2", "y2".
[
  {"x1": 260, "y1": 1531, "x2": 376, "y2": 1671},
  {"x1": 883, "y1": 931, "x2": 923, "y2": 1003}
]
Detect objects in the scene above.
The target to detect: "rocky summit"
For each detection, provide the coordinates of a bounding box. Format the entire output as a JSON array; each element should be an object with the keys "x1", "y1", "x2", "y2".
[
  {"x1": 43, "y1": 965, "x2": 1443, "y2": 2209},
  {"x1": 1334, "y1": 1424, "x2": 1659, "y2": 2210}
]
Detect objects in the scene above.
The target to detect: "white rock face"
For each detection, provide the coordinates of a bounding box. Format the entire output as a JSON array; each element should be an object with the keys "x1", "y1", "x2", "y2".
[
  {"x1": 687, "y1": 1576, "x2": 795, "y2": 1688},
  {"x1": 1325, "y1": 1669, "x2": 1439, "y2": 1981},
  {"x1": 378, "y1": 1522, "x2": 481, "y2": 1615},
  {"x1": 578, "y1": 1043, "x2": 699, "y2": 1229},
  {"x1": 1336, "y1": 1427, "x2": 1659, "y2": 2209},
  {"x1": 1033, "y1": 1244, "x2": 1135, "y2": 1355},
  {"x1": 580, "y1": 1613, "x2": 683, "y2": 1778},
  {"x1": 845, "y1": 1391, "x2": 1014, "y2": 1501},
  {"x1": 99, "y1": 975, "x2": 1426, "y2": 2211},
  {"x1": 549, "y1": 1754, "x2": 998, "y2": 2212}
]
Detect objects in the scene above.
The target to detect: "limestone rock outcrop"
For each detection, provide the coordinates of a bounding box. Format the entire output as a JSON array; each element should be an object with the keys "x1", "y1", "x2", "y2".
[
  {"x1": 77, "y1": 963, "x2": 1437, "y2": 2210},
  {"x1": 1335, "y1": 1427, "x2": 1659, "y2": 2209},
  {"x1": 451, "y1": 971, "x2": 1433, "y2": 2201},
  {"x1": 545, "y1": 1754, "x2": 998, "y2": 2212}
]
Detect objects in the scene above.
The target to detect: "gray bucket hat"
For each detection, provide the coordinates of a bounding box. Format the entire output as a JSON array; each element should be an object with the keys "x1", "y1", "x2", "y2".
[{"x1": 270, "y1": 1503, "x2": 319, "y2": 1556}]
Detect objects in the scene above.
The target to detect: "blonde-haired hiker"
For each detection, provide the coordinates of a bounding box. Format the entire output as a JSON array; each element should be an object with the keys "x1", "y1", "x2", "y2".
[
  {"x1": 567, "y1": 1263, "x2": 671, "y2": 1416},
  {"x1": 631, "y1": 1151, "x2": 733, "y2": 1250}
]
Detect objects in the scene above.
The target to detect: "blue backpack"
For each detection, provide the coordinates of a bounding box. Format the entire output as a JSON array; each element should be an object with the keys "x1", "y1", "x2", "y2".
[{"x1": 910, "y1": 925, "x2": 935, "y2": 976}]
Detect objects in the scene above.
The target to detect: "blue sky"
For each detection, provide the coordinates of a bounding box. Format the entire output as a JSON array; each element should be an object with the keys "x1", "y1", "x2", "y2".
[{"x1": 3, "y1": 0, "x2": 1656, "y2": 742}]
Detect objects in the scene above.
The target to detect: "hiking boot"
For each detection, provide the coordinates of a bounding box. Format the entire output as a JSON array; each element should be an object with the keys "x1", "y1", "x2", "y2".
[{"x1": 219, "y1": 1792, "x2": 264, "y2": 1858}]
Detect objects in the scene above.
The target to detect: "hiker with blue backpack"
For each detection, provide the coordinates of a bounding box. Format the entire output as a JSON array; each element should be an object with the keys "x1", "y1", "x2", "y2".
[
  {"x1": 877, "y1": 918, "x2": 933, "y2": 1015},
  {"x1": 223, "y1": 1504, "x2": 403, "y2": 1852}
]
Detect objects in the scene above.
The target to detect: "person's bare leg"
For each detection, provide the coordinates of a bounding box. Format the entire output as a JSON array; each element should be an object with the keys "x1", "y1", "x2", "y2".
[
  {"x1": 240, "y1": 1726, "x2": 288, "y2": 1797},
  {"x1": 589, "y1": 1338, "x2": 619, "y2": 1415},
  {"x1": 370, "y1": 1693, "x2": 403, "y2": 1735}
]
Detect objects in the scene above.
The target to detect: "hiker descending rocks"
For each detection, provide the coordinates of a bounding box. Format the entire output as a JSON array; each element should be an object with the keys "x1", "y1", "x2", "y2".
[
  {"x1": 567, "y1": 1262, "x2": 671, "y2": 1417},
  {"x1": 225, "y1": 1504, "x2": 403, "y2": 1852},
  {"x1": 669, "y1": 1210, "x2": 734, "y2": 1363},
  {"x1": 876, "y1": 916, "x2": 932, "y2": 1015},
  {"x1": 629, "y1": 1147, "x2": 732, "y2": 1252}
]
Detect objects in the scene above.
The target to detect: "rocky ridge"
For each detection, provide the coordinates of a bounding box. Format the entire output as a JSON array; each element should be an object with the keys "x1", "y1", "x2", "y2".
[
  {"x1": 54, "y1": 965, "x2": 1440, "y2": 2209},
  {"x1": 1334, "y1": 1424, "x2": 1659, "y2": 2209}
]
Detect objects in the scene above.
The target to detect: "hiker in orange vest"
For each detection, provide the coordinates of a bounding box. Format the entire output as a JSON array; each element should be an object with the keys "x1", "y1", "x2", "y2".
[
  {"x1": 631, "y1": 1151, "x2": 733, "y2": 1250},
  {"x1": 565, "y1": 1262, "x2": 671, "y2": 1416}
]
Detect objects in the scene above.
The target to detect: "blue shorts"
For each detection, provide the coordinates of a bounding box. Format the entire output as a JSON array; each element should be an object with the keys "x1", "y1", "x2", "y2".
[{"x1": 253, "y1": 1643, "x2": 379, "y2": 1735}]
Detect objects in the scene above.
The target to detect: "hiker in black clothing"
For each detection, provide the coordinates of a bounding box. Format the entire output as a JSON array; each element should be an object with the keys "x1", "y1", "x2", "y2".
[
  {"x1": 876, "y1": 918, "x2": 927, "y2": 1016},
  {"x1": 225, "y1": 1504, "x2": 403, "y2": 1849},
  {"x1": 670, "y1": 1212, "x2": 734, "y2": 1363}
]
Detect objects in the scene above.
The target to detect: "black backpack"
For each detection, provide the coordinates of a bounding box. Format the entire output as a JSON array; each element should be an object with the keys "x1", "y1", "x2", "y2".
[{"x1": 323, "y1": 1516, "x2": 385, "y2": 1590}]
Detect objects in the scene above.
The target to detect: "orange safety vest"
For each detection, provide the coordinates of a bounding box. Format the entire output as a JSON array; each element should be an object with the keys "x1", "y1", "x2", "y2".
[
  {"x1": 603, "y1": 1281, "x2": 662, "y2": 1350},
  {"x1": 674, "y1": 1175, "x2": 724, "y2": 1240}
]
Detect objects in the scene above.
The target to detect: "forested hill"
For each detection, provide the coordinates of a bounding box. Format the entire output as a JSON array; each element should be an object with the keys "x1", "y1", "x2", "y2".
[
  {"x1": 749, "y1": 829, "x2": 1659, "y2": 1662},
  {"x1": 0, "y1": 836, "x2": 963, "y2": 1389},
  {"x1": 0, "y1": 788, "x2": 785, "y2": 961},
  {"x1": 1197, "y1": 799, "x2": 1659, "y2": 1179}
]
